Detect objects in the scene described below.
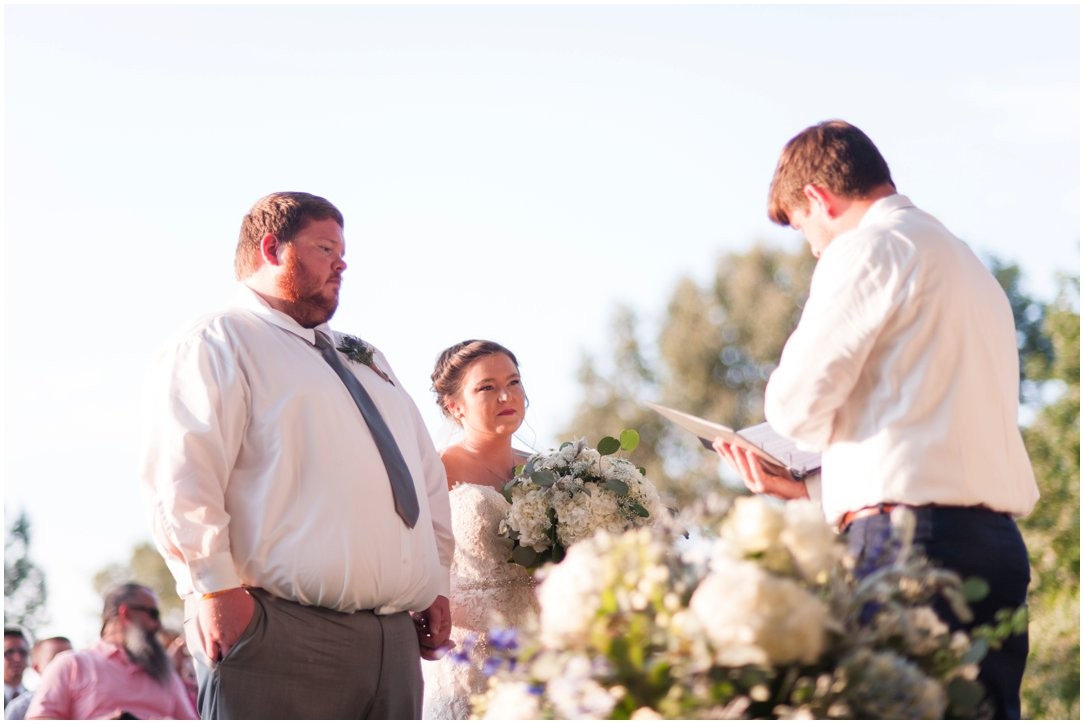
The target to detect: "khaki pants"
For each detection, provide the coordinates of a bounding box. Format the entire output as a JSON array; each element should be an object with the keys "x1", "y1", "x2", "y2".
[{"x1": 184, "y1": 589, "x2": 422, "y2": 719}]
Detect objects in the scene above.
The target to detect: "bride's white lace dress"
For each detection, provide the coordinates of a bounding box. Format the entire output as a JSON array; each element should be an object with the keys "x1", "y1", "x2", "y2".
[{"x1": 422, "y1": 483, "x2": 539, "y2": 720}]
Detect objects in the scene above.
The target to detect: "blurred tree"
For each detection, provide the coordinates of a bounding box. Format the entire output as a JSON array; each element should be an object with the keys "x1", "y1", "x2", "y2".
[
  {"x1": 560, "y1": 242, "x2": 813, "y2": 506},
  {"x1": 4, "y1": 510, "x2": 49, "y2": 634},
  {"x1": 1015, "y1": 274, "x2": 1079, "y2": 720},
  {"x1": 92, "y1": 542, "x2": 183, "y2": 631}
]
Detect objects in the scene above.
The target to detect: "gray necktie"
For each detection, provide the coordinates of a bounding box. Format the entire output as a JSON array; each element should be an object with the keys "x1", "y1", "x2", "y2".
[{"x1": 313, "y1": 331, "x2": 420, "y2": 528}]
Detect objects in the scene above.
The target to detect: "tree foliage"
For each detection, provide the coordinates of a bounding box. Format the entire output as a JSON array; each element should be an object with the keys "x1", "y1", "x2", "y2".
[
  {"x1": 4, "y1": 510, "x2": 49, "y2": 634},
  {"x1": 92, "y1": 542, "x2": 184, "y2": 631},
  {"x1": 1015, "y1": 274, "x2": 1080, "y2": 719},
  {"x1": 560, "y1": 242, "x2": 814, "y2": 506}
]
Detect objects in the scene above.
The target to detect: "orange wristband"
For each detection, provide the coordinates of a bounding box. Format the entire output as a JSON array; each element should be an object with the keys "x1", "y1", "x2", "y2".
[{"x1": 200, "y1": 588, "x2": 237, "y2": 600}]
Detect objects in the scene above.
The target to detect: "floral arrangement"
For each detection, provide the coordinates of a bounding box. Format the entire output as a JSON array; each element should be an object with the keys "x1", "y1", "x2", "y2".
[
  {"x1": 475, "y1": 494, "x2": 1011, "y2": 720},
  {"x1": 499, "y1": 430, "x2": 663, "y2": 570},
  {"x1": 336, "y1": 334, "x2": 394, "y2": 385}
]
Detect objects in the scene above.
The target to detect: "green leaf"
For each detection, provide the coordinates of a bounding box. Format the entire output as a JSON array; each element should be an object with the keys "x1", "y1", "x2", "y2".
[
  {"x1": 530, "y1": 470, "x2": 557, "y2": 487},
  {"x1": 511, "y1": 545, "x2": 540, "y2": 568},
  {"x1": 946, "y1": 677, "x2": 985, "y2": 715},
  {"x1": 619, "y1": 429, "x2": 640, "y2": 452},
  {"x1": 603, "y1": 478, "x2": 629, "y2": 495},
  {"x1": 597, "y1": 436, "x2": 621, "y2": 455},
  {"x1": 961, "y1": 576, "x2": 991, "y2": 603},
  {"x1": 962, "y1": 637, "x2": 989, "y2": 665},
  {"x1": 631, "y1": 502, "x2": 650, "y2": 518}
]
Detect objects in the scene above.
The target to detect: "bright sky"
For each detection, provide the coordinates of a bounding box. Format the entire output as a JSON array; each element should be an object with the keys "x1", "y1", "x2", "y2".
[{"x1": 3, "y1": 3, "x2": 1079, "y2": 647}]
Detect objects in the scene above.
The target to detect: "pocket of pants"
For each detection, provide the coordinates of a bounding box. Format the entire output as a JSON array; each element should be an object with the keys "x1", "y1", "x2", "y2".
[{"x1": 218, "y1": 592, "x2": 266, "y2": 666}]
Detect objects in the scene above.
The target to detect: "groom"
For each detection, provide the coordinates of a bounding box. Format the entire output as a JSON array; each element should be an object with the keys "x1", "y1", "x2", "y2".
[
  {"x1": 140, "y1": 191, "x2": 455, "y2": 718},
  {"x1": 716, "y1": 120, "x2": 1039, "y2": 718}
]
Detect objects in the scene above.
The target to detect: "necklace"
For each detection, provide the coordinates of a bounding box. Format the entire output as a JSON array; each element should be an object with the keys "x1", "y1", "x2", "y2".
[{"x1": 459, "y1": 442, "x2": 529, "y2": 487}]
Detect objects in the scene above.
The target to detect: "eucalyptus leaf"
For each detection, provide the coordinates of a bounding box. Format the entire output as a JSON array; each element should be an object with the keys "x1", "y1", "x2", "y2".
[
  {"x1": 962, "y1": 638, "x2": 989, "y2": 665},
  {"x1": 961, "y1": 577, "x2": 991, "y2": 603},
  {"x1": 511, "y1": 545, "x2": 540, "y2": 568},
  {"x1": 531, "y1": 470, "x2": 557, "y2": 488},
  {"x1": 630, "y1": 502, "x2": 650, "y2": 518},
  {"x1": 619, "y1": 429, "x2": 640, "y2": 452},
  {"x1": 947, "y1": 677, "x2": 985, "y2": 714},
  {"x1": 597, "y1": 436, "x2": 621, "y2": 455},
  {"x1": 603, "y1": 478, "x2": 629, "y2": 495}
]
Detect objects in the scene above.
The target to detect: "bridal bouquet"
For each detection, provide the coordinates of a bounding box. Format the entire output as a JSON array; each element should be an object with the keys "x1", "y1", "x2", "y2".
[
  {"x1": 499, "y1": 430, "x2": 663, "y2": 570},
  {"x1": 476, "y1": 494, "x2": 1015, "y2": 720}
]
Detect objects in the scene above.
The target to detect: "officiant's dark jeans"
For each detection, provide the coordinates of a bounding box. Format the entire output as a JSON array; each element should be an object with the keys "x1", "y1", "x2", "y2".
[
  {"x1": 187, "y1": 589, "x2": 423, "y2": 719},
  {"x1": 846, "y1": 505, "x2": 1030, "y2": 719}
]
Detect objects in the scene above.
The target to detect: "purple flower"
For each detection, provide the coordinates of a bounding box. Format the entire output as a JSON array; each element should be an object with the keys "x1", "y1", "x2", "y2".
[{"x1": 489, "y1": 627, "x2": 519, "y2": 652}]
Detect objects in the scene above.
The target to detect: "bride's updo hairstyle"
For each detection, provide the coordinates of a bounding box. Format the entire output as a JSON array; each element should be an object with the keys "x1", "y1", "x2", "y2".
[{"x1": 432, "y1": 340, "x2": 521, "y2": 422}]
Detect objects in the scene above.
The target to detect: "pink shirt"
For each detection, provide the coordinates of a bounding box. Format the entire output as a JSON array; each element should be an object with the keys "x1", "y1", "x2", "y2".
[{"x1": 26, "y1": 640, "x2": 197, "y2": 720}]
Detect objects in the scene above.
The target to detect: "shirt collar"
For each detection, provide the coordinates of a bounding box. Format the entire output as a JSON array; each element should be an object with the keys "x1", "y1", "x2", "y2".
[
  {"x1": 857, "y1": 193, "x2": 914, "y2": 229},
  {"x1": 234, "y1": 284, "x2": 332, "y2": 347}
]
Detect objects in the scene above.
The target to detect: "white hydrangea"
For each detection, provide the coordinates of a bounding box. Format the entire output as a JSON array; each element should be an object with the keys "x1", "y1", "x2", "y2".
[
  {"x1": 503, "y1": 487, "x2": 553, "y2": 551},
  {"x1": 481, "y1": 680, "x2": 541, "y2": 720},
  {"x1": 547, "y1": 655, "x2": 618, "y2": 720},
  {"x1": 725, "y1": 495, "x2": 785, "y2": 554},
  {"x1": 537, "y1": 535, "x2": 608, "y2": 647},
  {"x1": 689, "y1": 558, "x2": 829, "y2": 666},
  {"x1": 780, "y1": 499, "x2": 841, "y2": 582}
]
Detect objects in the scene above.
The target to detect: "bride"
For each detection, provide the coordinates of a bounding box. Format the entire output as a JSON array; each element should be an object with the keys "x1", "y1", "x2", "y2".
[{"x1": 421, "y1": 340, "x2": 540, "y2": 720}]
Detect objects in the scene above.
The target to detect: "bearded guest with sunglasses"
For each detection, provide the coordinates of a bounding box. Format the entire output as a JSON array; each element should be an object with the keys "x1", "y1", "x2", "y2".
[{"x1": 26, "y1": 583, "x2": 197, "y2": 720}]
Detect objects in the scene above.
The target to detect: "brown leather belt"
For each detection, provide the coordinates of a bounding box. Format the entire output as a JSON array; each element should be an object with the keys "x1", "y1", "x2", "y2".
[{"x1": 839, "y1": 503, "x2": 901, "y2": 532}]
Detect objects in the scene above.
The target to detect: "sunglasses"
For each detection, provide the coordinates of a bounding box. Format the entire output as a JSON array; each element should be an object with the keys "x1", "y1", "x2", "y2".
[
  {"x1": 126, "y1": 604, "x2": 161, "y2": 621},
  {"x1": 3, "y1": 648, "x2": 29, "y2": 658}
]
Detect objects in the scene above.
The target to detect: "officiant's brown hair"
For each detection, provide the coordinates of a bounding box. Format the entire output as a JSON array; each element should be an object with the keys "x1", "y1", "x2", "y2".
[
  {"x1": 235, "y1": 192, "x2": 344, "y2": 279},
  {"x1": 432, "y1": 340, "x2": 521, "y2": 421},
  {"x1": 767, "y1": 120, "x2": 895, "y2": 227}
]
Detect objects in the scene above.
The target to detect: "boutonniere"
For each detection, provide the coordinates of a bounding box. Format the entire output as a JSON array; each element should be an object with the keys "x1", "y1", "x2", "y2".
[{"x1": 337, "y1": 335, "x2": 395, "y2": 386}]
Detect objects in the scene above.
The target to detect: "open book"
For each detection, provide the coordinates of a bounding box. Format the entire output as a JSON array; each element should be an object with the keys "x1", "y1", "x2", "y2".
[{"x1": 645, "y1": 402, "x2": 821, "y2": 480}]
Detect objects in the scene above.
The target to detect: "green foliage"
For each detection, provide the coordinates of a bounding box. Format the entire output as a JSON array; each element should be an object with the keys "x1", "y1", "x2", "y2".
[
  {"x1": 4, "y1": 511, "x2": 49, "y2": 634},
  {"x1": 561, "y1": 243, "x2": 814, "y2": 507},
  {"x1": 92, "y1": 542, "x2": 183, "y2": 631},
  {"x1": 1013, "y1": 274, "x2": 1080, "y2": 719}
]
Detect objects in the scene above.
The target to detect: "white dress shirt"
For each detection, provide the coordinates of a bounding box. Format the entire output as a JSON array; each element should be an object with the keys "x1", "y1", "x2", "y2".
[
  {"x1": 765, "y1": 195, "x2": 1039, "y2": 527},
  {"x1": 141, "y1": 285, "x2": 454, "y2": 615}
]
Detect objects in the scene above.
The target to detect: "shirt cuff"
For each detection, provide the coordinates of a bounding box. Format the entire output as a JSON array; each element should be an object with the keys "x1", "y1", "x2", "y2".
[
  {"x1": 188, "y1": 553, "x2": 242, "y2": 595},
  {"x1": 803, "y1": 471, "x2": 823, "y2": 505}
]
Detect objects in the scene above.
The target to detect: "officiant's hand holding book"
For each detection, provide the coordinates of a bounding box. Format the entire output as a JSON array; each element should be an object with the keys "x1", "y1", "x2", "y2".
[{"x1": 644, "y1": 402, "x2": 821, "y2": 481}]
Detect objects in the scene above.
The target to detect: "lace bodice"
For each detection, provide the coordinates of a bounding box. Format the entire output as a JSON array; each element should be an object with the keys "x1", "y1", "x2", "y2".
[{"x1": 422, "y1": 483, "x2": 539, "y2": 719}]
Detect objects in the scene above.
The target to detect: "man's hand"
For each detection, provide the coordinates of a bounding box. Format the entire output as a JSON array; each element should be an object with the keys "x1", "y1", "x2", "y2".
[
  {"x1": 713, "y1": 440, "x2": 808, "y2": 500},
  {"x1": 413, "y1": 595, "x2": 451, "y2": 661},
  {"x1": 196, "y1": 587, "x2": 255, "y2": 663}
]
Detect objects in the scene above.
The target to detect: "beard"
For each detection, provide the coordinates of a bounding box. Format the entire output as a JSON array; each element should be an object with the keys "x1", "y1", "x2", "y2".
[
  {"x1": 124, "y1": 624, "x2": 173, "y2": 686},
  {"x1": 278, "y1": 251, "x2": 340, "y2": 327}
]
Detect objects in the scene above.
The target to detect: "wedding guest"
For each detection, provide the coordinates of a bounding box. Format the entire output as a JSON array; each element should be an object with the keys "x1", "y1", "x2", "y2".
[
  {"x1": 3, "y1": 628, "x2": 30, "y2": 708},
  {"x1": 140, "y1": 191, "x2": 454, "y2": 719},
  {"x1": 4, "y1": 636, "x2": 72, "y2": 719},
  {"x1": 715, "y1": 120, "x2": 1039, "y2": 718},
  {"x1": 421, "y1": 340, "x2": 538, "y2": 719},
  {"x1": 26, "y1": 583, "x2": 196, "y2": 719}
]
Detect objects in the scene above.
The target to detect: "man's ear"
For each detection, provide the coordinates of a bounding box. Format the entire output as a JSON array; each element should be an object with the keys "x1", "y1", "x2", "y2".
[
  {"x1": 802, "y1": 184, "x2": 842, "y2": 219},
  {"x1": 260, "y1": 233, "x2": 285, "y2": 266}
]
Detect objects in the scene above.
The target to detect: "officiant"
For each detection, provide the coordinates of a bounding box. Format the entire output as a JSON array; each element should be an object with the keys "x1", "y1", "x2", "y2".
[
  {"x1": 140, "y1": 191, "x2": 455, "y2": 719},
  {"x1": 714, "y1": 120, "x2": 1039, "y2": 719}
]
